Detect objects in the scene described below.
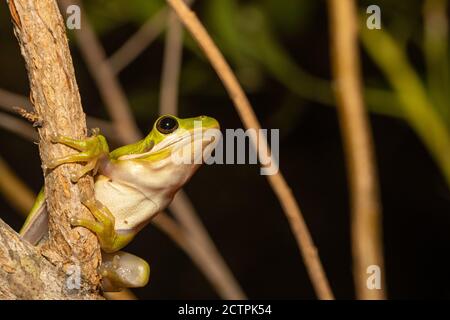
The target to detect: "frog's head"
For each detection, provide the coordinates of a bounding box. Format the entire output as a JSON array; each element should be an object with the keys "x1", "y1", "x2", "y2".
[
  {"x1": 101, "y1": 115, "x2": 221, "y2": 235},
  {"x1": 119, "y1": 115, "x2": 220, "y2": 164},
  {"x1": 152, "y1": 115, "x2": 220, "y2": 164}
]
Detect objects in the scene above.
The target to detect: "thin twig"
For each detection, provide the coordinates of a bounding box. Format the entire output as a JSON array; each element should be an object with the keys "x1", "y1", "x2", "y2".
[
  {"x1": 59, "y1": 0, "x2": 141, "y2": 144},
  {"x1": 328, "y1": 0, "x2": 385, "y2": 299},
  {"x1": 0, "y1": 88, "x2": 121, "y2": 144},
  {"x1": 159, "y1": 2, "x2": 246, "y2": 299},
  {"x1": 0, "y1": 112, "x2": 37, "y2": 141},
  {"x1": 165, "y1": 0, "x2": 334, "y2": 299},
  {"x1": 59, "y1": 0, "x2": 245, "y2": 299},
  {"x1": 159, "y1": 0, "x2": 196, "y2": 115},
  {"x1": 159, "y1": 11, "x2": 184, "y2": 115},
  {"x1": 108, "y1": 8, "x2": 169, "y2": 74},
  {"x1": 423, "y1": 0, "x2": 449, "y2": 126},
  {"x1": 0, "y1": 88, "x2": 31, "y2": 109},
  {"x1": 170, "y1": 184, "x2": 247, "y2": 299},
  {"x1": 152, "y1": 213, "x2": 244, "y2": 299}
]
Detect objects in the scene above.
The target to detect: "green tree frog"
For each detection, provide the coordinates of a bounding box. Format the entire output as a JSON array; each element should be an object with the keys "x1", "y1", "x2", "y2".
[{"x1": 20, "y1": 115, "x2": 220, "y2": 291}]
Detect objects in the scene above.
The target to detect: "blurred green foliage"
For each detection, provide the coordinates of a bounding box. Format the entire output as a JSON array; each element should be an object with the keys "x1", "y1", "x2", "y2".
[
  {"x1": 360, "y1": 0, "x2": 449, "y2": 188},
  {"x1": 84, "y1": 0, "x2": 166, "y2": 33},
  {"x1": 80, "y1": 0, "x2": 448, "y2": 187}
]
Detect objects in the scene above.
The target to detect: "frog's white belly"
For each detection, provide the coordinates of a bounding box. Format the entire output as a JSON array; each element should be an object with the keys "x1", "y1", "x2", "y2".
[
  {"x1": 96, "y1": 156, "x2": 200, "y2": 231},
  {"x1": 94, "y1": 175, "x2": 159, "y2": 231}
]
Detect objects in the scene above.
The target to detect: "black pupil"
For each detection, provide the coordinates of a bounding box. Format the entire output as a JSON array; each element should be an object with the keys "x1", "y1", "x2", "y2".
[{"x1": 158, "y1": 117, "x2": 178, "y2": 133}]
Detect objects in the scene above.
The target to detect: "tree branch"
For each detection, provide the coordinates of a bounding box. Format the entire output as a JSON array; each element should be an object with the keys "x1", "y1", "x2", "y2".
[
  {"x1": 0, "y1": 217, "x2": 101, "y2": 299},
  {"x1": 6, "y1": 0, "x2": 102, "y2": 295}
]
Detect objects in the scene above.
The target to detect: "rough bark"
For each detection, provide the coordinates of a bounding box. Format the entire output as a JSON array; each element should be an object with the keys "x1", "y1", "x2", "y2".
[
  {"x1": 3, "y1": 0, "x2": 103, "y2": 298},
  {"x1": 0, "y1": 218, "x2": 101, "y2": 299}
]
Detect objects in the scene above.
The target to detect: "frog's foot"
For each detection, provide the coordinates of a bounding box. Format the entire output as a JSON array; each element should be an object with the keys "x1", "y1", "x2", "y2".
[
  {"x1": 45, "y1": 132, "x2": 109, "y2": 182},
  {"x1": 100, "y1": 251, "x2": 150, "y2": 292},
  {"x1": 71, "y1": 196, "x2": 134, "y2": 253}
]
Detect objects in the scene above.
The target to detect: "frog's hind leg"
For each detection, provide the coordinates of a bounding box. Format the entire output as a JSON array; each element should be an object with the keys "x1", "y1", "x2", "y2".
[
  {"x1": 20, "y1": 188, "x2": 49, "y2": 245},
  {"x1": 71, "y1": 196, "x2": 135, "y2": 253}
]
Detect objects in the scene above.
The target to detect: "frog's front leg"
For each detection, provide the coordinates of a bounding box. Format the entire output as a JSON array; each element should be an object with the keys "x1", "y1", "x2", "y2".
[
  {"x1": 72, "y1": 197, "x2": 135, "y2": 253},
  {"x1": 46, "y1": 132, "x2": 109, "y2": 182}
]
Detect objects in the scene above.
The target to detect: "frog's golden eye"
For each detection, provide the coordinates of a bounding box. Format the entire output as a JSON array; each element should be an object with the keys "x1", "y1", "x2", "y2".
[{"x1": 156, "y1": 116, "x2": 179, "y2": 134}]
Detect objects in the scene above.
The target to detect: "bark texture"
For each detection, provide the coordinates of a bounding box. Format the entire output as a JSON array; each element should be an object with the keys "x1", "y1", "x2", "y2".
[
  {"x1": 3, "y1": 0, "x2": 103, "y2": 298},
  {"x1": 0, "y1": 218, "x2": 102, "y2": 299}
]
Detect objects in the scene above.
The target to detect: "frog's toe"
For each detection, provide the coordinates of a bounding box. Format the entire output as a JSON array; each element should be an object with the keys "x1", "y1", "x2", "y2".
[
  {"x1": 90, "y1": 128, "x2": 100, "y2": 136},
  {"x1": 70, "y1": 160, "x2": 97, "y2": 183},
  {"x1": 70, "y1": 217, "x2": 103, "y2": 234},
  {"x1": 100, "y1": 251, "x2": 150, "y2": 292},
  {"x1": 79, "y1": 193, "x2": 93, "y2": 206},
  {"x1": 80, "y1": 196, "x2": 99, "y2": 212},
  {"x1": 44, "y1": 159, "x2": 59, "y2": 170},
  {"x1": 70, "y1": 172, "x2": 81, "y2": 183},
  {"x1": 49, "y1": 134, "x2": 61, "y2": 144}
]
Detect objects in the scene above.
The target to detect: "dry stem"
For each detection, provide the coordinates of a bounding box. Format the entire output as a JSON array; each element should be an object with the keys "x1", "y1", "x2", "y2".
[
  {"x1": 328, "y1": 0, "x2": 385, "y2": 299},
  {"x1": 59, "y1": 0, "x2": 141, "y2": 144},
  {"x1": 159, "y1": 10, "x2": 184, "y2": 115},
  {"x1": 165, "y1": 0, "x2": 334, "y2": 299},
  {"x1": 108, "y1": 8, "x2": 168, "y2": 74},
  {"x1": 159, "y1": 1, "x2": 246, "y2": 299},
  {"x1": 0, "y1": 156, "x2": 35, "y2": 214}
]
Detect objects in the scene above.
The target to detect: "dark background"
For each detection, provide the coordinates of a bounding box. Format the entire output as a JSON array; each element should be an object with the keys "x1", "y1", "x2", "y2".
[{"x1": 0, "y1": 0, "x2": 449, "y2": 299}]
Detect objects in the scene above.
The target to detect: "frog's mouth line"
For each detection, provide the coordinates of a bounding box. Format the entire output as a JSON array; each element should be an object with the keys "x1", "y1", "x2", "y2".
[
  {"x1": 118, "y1": 129, "x2": 218, "y2": 161},
  {"x1": 155, "y1": 130, "x2": 219, "y2": 155}
]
